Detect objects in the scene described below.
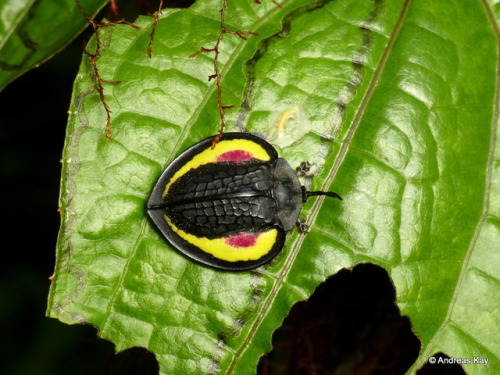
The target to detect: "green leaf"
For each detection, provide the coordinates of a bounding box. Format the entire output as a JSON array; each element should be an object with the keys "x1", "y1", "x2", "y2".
[
  {"x1": 0, "y1": 0, "x2": 107, "y2": 91},
  {"x1": 47, "y1": 0, "x2": 500, "y2": 374}
]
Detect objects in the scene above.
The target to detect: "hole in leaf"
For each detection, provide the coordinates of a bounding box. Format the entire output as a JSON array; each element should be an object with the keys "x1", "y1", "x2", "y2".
[
  {"x1": 416, "y1": 352, "x2": 466, "y2": 374},
  {"x1": 46, "y1": 324, "x2": 159, "y2": 374},
  {"x1": 114, "y1": 347, "x2": 159, "y2": 374},
  {"x1": 258, "y1": 263, "x2": 420, "y2": 374}
]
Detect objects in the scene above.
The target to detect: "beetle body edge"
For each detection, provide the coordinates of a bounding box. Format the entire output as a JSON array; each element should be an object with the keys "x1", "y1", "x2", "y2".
[{"x1": 148, "y1": 133, "x2": 320, "y2": 271}]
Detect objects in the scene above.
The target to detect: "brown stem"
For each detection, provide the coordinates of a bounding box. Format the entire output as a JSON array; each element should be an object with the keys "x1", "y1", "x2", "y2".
[
  {"x1": 75, "y1": 0, "x2": 139, "y2": 140},
  {"x1": 148, "y1": 0, "x2": 164, "y2": 57},
  {"x1": 254, "y1": 0, "x2": 282, "y2": 8},
  {"x1": 189, "y1": 0, "x2": 259, "y2": 148}
]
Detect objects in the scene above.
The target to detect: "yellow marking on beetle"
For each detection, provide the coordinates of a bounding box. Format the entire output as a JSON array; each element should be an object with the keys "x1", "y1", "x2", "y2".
[
  {"x1": 166, "y1": 217, "x2": 278, "y2": 262},
  {"x1": 276, "y1": 109, "x2": 296, "y2": 135},
  {"x1": 163, "y1": 138, "x2": 271, "y2": 197}
]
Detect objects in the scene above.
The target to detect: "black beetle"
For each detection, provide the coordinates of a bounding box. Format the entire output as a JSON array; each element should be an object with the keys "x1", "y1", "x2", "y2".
[{"x1": 147, "y1": 132, "x2": 341, "y2": 271}]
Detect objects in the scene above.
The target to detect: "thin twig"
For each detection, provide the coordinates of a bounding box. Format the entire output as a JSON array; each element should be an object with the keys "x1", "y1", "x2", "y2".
[
  {"x1": 190, "y1": 0, "x2": 258, "y2": 148},
  {"x1": 148, "y1": 0, "x2": 164, "y2": 57},
  {"x1": 75, "y1": 0, "x2": 139, "y2": 140},
  {"x1": 110, "y1": 0, "x2": 119, "y2": 15}
]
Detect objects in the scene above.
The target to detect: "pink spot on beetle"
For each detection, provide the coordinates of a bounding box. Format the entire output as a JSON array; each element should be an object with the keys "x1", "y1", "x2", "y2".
[
  {"x1": 226, "y1": 232, "x2": 259, "y2": 248},
  {"x1": 217, "y1": 150, "x2": 253, "y2": 162}
]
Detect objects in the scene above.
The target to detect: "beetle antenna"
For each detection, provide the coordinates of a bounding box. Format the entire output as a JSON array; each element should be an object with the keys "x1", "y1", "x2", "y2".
[
  {"x1": 307, "y1": 191, "x2": 343, "y2": 200},
  {"x1": 301, "y1": 186, "x2": 342, "y2": 201}
]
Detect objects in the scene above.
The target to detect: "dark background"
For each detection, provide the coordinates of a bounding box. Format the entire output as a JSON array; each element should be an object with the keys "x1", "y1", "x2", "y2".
[
  {"x1": 0, "y1": 3, "x2": 465, "y2": 374},
  {"x1": 0, "y1": 35, "x2": 125, "y2": 375}
]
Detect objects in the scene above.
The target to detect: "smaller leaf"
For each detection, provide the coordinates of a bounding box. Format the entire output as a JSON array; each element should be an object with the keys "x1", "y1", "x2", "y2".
[{"x1": 0, "y1": 0, "x2": 107, "y2": 91}]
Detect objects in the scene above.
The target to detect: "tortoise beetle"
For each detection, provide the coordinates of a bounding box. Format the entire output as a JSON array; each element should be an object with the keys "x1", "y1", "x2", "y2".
[{"x1": 147, "y1": 132, "x2": 341, "y2": 271}]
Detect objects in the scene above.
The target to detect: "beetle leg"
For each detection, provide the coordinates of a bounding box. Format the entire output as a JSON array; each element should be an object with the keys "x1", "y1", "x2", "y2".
[
  {"x1": 295, "y1": 161, "x2": 311, "y2": 177},
  {"x1": 296, "y1": 217, "x2": 309, "y2": 233}
]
